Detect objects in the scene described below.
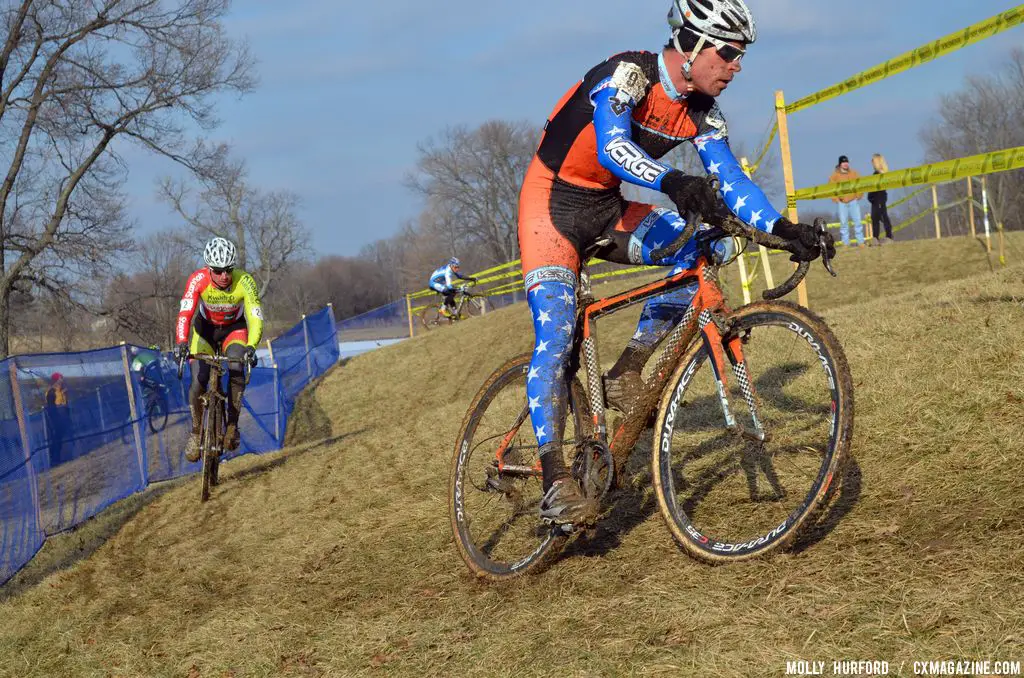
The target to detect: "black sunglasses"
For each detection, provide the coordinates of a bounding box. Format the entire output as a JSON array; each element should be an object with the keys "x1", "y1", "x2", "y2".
[
  {"x1": 713, "y1": 41, "x2": 745, "y2": 63},
  {"x1": 684, "y1": 27, "x2": 746, "y2": 63},
  {"x1": 210, "y1": 266, "x2": 233, "y2": 275}
]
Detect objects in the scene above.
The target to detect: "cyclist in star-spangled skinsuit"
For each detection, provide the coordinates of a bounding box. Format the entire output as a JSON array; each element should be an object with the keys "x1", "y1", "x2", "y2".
[{"x1": 519, "y1": 0, "x2": 836, "y2": 525}]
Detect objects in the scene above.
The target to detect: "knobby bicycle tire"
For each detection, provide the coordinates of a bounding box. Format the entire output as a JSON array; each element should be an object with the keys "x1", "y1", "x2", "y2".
[
  {"x1": 419, "y1": 304, "x2": 449, "y2": 330},
  {"x1": 201, "y1": 390, "x2": 221, "y2": 502},
  {"x1": 651, "y1": 300, "x2": 854, "y2": 564},
  {"x1": 147, "y1": 395, "x2": 168, "y2": 434},
  {"x1": 462, "y1": 296, "x2": 486, "y2": 318},
  {"x1": 449, "y1": 352, "x2": 590, "y2": 581}
]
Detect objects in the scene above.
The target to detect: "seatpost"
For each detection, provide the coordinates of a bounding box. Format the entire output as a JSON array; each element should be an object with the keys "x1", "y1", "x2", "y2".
[{"x1": 578, "y1": 268, "x2": 594, "y2": 306}]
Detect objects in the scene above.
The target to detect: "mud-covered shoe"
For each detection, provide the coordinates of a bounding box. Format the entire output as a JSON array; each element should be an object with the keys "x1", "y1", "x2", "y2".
[
  {"x1": 603, "y1": 370, "x2": 643, "y2": 413},
  {"x1": 223, "y1": 423, "x2": 240, "y2": 451},
  {"x1": 185, "y1": 431, "x2": 201, "y2": 463},
  {"x1": 539, "y1": 477, "x2": 598, "y2": 528}
]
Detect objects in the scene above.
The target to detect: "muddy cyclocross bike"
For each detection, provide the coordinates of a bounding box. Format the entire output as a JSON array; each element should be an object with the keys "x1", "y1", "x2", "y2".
[
  {"x1": 449, "y1": 213, "x2": 853, "y2": 580},
  {"x1": 420, "y1": 283, "x2": 487, "y2": 330},
  {"x1": 177, "y1": 352, "x2": 253, "y2": 502}
]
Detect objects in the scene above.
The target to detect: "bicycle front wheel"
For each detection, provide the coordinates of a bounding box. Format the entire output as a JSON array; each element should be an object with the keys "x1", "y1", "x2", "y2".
[
  {"x1": 201, "y1": 399, "x2": 220, "y2": 502},
  {"x1": 651, "y1": 300, "x2": 853, "y2": 564},
  {"x1": 449, "y1": 353, "x2": 591, "y2": 581},
  {"x1": 462, "y1": 296, "x2": 486, "y2": 318}
]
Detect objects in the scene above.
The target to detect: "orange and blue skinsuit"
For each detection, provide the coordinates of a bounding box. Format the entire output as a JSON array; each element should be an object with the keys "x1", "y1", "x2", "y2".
[{"x1": 519, "y1": 50, "x2": 784, "y2": 458}]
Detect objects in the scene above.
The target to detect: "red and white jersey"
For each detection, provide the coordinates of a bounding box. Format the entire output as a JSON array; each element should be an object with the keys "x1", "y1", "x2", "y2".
[{"x1": 175, "y1": 268, "x2": 264, "y2": 345}]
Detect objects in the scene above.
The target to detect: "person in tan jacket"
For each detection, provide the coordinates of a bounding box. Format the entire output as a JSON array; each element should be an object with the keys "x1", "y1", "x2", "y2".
[{"x1": 829, "y1": 155, "x2": 865, "y2": 247}]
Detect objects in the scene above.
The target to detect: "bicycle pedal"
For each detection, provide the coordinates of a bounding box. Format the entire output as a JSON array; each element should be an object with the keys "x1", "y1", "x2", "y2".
[
  {"x1": 544, "y1": 519, "x2": 580, "y2": 535},
  {"x1": 485, "y1": 477, "x2": 513, "y2": 494}
]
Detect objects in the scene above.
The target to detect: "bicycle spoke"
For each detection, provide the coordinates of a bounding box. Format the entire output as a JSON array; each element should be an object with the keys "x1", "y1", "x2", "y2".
[
  {"x1": 450, "y1": 353, "x2": 592, "y2": 579},
  {"x1": 653, "y1": 304, "x2": 852, "y2": 562}
]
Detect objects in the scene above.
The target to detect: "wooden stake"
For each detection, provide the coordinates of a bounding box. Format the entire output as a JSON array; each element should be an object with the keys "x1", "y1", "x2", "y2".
[
  {"x1": 774, "y1": 90, "x2": 808, "y2": 307},
  {"x1": 740, "y1": 156, "x2": 775, "y2": 290},
  {"x1": 120, "y1": 343, "x2": 147, "y2": 487},
  {"x1": 966, "y1": 177, "x2": 976, "y2": 238},
  {"x1": 9, "y1": 359, "x2": 43, "y2": 535},
  {"x1": 406, "y1": 294, "x2": 415, "y2": 338}
]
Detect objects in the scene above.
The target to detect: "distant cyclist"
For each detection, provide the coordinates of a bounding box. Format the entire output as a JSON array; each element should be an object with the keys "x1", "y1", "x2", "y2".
[
  {"x1": 517, "y1": 0, "x2": 836, "y2": 526},
  {"x1": 428, "y1": 257, "x2": 478, "y2": 317},
  {"x1": 173, "y1": 237, "x2": 263, "y2": 462},
  {"x1": 129, "y1": 345, "x2": 163, "y2": 388}
]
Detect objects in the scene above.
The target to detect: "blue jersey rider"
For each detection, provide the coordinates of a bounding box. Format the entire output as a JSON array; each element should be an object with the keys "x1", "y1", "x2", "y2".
[{"x1": 428, "y1": 257, "x2": 478, "y2": 317}]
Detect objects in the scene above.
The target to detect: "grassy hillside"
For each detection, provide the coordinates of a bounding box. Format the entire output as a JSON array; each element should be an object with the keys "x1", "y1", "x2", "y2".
[{"x1": 1, "y1": 235, "x2": 1023, "y2": 677}]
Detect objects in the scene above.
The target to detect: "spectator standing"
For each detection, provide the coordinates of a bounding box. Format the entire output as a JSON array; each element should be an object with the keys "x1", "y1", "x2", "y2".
[
  {"x1": 867, "y1": 153, "x2": 894, "y2": 244},
  {"x1": 829, "y1": 155, "x2": 865, "y2": 247},
  {"x1": 45, "y1": 372, "x2": 70, "y2": 466}
]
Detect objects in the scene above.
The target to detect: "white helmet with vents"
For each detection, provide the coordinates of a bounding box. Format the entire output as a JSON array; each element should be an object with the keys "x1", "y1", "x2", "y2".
[
  {"x1": 668, "y1": 0, "x2": 757, "y2": 44},
  {"x1": 203, "y1": 237, "x2": 237, "y2": 269}
]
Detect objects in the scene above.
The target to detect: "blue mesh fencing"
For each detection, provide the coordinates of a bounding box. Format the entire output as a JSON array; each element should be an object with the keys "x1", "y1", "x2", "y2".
[
  {"x1": 336, "y1": 299, "x2": 409, "y2": 343},
  {"x1": 0, "y1": 305, "x2": 340, "y2": 584}
]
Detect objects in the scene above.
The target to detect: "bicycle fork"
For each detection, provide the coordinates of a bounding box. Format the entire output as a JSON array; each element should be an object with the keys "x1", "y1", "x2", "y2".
[
  {"x1": 201, "y1": 390, "x2": 226, "y2": 457},
  {"x1": 698, "y1": 310, "x2": 768, "y2": 443}
]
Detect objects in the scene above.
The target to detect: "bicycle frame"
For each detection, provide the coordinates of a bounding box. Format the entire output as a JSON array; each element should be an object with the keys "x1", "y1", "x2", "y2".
[
  {"x1": 583, "y1": 256, "x2": 750, "y2": 469},
  {"x1": 493, "y1": 253, "x2": 757, "y2": 482},
  {"x1": 448, "y1": 287, "x2": 478, "y2": 317}
]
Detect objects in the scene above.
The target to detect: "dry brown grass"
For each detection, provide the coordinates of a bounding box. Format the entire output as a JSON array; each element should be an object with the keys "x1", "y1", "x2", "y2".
[{"x1": 1, "y1": 235, "x2": 1023, "y2": 677}]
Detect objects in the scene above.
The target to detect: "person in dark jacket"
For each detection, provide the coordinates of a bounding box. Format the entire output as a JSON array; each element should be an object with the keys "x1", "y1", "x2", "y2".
[{"x1": 867, "y1": 153, "x2": 893, "y2": 244}]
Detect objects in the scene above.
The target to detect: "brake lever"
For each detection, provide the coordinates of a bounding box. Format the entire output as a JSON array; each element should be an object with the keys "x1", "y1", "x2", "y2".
[{"x1": 812, "y1": 217, "x2": 837, "y2": 278}]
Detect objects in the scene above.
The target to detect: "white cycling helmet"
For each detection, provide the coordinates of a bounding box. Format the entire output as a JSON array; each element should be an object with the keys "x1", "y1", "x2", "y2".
[
  {"x1": 668, "y1": 0, "x2": 757, "y2": 44},
  {"x1": 203, "y1": 237, "x2": 237, "y2": 269}
]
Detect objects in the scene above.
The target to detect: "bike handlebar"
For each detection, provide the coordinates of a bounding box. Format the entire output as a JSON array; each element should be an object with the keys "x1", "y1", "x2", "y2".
[
  {"x1": 714, "y1": 215, "x2": 836, "y2": 300},
  {"x1": 651, "y1": 176, "x2": 723, "y2": 265},
  {"x1": 650, "y1": 209, "x2": 701, "y2": 264},
  {"x1": 176, "y1": 352, "x2": 255, "y2": 385}
]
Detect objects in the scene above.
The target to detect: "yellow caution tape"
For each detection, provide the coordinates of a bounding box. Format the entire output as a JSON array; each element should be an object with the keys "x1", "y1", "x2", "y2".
[
  {"x1": 793, "y1": 146, "x2": 1024, "y2": 201},
  {"x1": 786, "y1": 5, "x2": 1024, "y2": 114}
]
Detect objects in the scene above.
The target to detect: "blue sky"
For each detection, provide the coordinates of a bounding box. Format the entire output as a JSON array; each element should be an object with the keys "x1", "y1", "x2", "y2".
[{"x1": 119, "y1": 0, "x2": 1022, "y2": 256}]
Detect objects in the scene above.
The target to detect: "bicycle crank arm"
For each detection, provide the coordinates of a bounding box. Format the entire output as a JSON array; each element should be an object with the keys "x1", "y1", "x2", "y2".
[{"x1": 495, "y1": 464, "x2": 542, "y2": 478}]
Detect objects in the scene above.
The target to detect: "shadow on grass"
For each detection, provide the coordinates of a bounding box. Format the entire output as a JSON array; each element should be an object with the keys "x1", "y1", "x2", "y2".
[
  {"x1": 558, "y1": 441, "x2": 659, "y2": 561},
  {"x1": 787, "y1": 455, "x2": 863, "y2": 555},
  {"x1": 1, "y1": 430, "x2": 367, "y2": 601},
  {"x1": 0, "y1": 476, "x2": 189, "y2": 602},
  {"x1": 558, "y1": 446, "x2": 862, "y2": 563},
  {"x1": 223, "y1": 429, "x2": 368, "y2": 487},
  {"x1": 969, "y1": 295, "x2": 1024, "y2": 306},
  {"x1": 283, "y1": 360, "x2": 350, "y2": 448}
]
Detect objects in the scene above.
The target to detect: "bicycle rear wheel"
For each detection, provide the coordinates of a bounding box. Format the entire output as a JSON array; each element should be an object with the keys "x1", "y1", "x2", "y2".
[
  {"x1": 651, "y1": 300, "x2": 853, "y2": 563},
  {"x1": 449, "y1": 352, "x2": 591, "y2": 580},
  {"x1": 419, "y1": 304, "x2": 447, "y2": 330},
  {"x1": 147, "y1": 394, "x2": 168, "y2": 433}
]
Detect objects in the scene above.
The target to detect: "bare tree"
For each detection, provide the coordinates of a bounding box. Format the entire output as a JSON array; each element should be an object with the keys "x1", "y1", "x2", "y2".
[
  {"x1": 159, "y1": 147, "x2": 310, "y2": 296},
  {"x1": 246, "y1": 189, "x2": 308, "y2": 297},
  {"x1": 407, "y1": 120, "x2": 538, "y2": 265},
  {"x1": 159, "y1": 145, "x2": 250, "y2": 263},
  {"x1": 920, "y1": 48, "x2": 1024, "y2": 233},
  {"x1": 102, "y1": 228, "x2": 193, "y2": 346},
  {"x1": 0, "y1": 0, "x2": 256, "y2": 358}
]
